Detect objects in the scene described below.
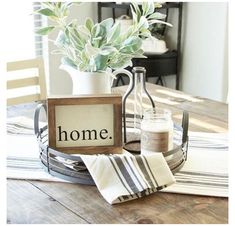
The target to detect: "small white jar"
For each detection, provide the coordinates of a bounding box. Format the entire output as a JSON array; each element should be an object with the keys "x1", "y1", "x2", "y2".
[{"x1": 141, "y1": 108, "x2": 173, "y2": 154}]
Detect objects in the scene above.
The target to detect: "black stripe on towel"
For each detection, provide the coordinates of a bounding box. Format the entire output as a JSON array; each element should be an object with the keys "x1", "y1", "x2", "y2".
[
  {"x1": 113, "y1": 156, "x2": 140, "y2": 194},
  {"x1": 130, "y1": 158, "x2": 152, "y2": 195},
  {"x1": 176, "y1": 179, "x2": 228, "y2": 188},
  {"x1": 135, "y1": 155, "x2": 156, "y2": 188},
  {"x1": 142, "y1": 155, "x2": 159, "y2": 188},
  {"x1": 178, "y1": 171, "x2": 228, "y2": 178},
  {"x1": 108, "y1": 156, "x2": 133, "y2": 197},
  {"x1": 123, "y1": 156, "x2": 145, "y2": 190}
]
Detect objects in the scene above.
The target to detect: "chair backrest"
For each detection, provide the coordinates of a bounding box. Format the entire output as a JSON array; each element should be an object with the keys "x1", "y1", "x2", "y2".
[{"x1": 7, "y1": 58, "x2": 47, "y2": 106}]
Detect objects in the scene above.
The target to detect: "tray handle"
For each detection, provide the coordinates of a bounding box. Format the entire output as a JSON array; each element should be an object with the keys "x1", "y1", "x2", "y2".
[{"x1": 34, "y1": 103, "x2": 47, "y2": 137}]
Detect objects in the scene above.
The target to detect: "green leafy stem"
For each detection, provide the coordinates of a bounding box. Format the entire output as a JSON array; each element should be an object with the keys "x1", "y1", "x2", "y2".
[{"x1": 36, "y1": 2, "x2": 172, "y2": 72}]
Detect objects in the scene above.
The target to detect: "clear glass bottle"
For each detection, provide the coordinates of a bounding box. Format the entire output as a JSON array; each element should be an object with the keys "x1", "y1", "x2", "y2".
[
  {"x1": 122, "y1": 67, "x2": 155, "y2": 153},
  {"x1": 141, "y1": 108, "x2": 174, "y2": 154},
  {"x1": 132, "y1": 67, "x2": 145, "y2": 139}
]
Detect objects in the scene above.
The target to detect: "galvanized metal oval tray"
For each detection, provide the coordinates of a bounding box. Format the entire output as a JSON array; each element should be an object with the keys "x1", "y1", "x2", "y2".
[{"x1": 34, "y1": 103, "x2": 188, "y2": 185}]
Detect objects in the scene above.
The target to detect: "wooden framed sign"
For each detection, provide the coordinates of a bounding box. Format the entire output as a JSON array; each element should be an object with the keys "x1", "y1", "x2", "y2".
[{"x1": 47, "y1": 94, "x2": 122, "y2": 154}]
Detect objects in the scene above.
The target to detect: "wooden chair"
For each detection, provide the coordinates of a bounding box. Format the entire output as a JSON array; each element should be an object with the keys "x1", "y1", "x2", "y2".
[{"x1": 7, "y1": 58, "x2": 47, "y2": 106}]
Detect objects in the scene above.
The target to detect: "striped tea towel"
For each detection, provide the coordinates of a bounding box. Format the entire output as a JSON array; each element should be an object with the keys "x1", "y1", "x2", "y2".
[
  {"x1": 7, "y1": 116, "x2": 46, "y2": 135},
  {"x1": 163, "y1": 132, "x2": 228, "y2": 197},
  {"x1": 7, "y1": 116, "x2": 35, "y2": 135},
  {"x1": 80, "y1": 153, "x2": 175, "y2": 204}
]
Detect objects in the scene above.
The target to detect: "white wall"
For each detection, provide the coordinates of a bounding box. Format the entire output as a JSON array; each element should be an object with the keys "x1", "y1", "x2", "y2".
[{"x1": 180, "y1": 2, "x2": 228, "y2": 102}]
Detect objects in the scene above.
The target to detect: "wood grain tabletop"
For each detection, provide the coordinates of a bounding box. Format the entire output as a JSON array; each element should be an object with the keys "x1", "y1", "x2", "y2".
[{"x1": 7, "y1": 83, "x2": 228, "y2": 224}]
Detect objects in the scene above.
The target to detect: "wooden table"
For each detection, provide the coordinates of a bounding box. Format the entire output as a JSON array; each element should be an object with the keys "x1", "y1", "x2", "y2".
[{"x1": 7, "y1": 83, "x2": 228, "y2": 224}]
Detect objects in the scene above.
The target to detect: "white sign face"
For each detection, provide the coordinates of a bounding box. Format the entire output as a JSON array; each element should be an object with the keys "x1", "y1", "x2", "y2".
[{"x1": 55, "y1": 104, "x2": 114, "y2": 147}]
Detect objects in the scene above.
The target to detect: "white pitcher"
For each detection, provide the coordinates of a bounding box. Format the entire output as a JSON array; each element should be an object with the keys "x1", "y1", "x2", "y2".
[{"x1": 60, "y1": 65, "x2": 132, "y2": 95}]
